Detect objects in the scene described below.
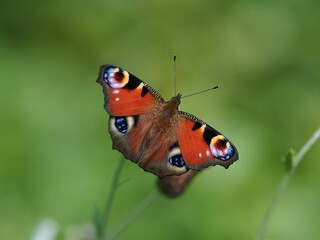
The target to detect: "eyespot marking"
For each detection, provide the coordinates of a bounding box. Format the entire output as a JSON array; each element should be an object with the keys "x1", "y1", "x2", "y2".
[
  {"x1": 109, "y1": 116, "x2": 137, "y2": 135},
  {"x1": 168, "y1": 154, "x2": 185, "y2": 167},
  {"x1": 167, "y1": 146, "x2": 186, "y2": 168},
  {"x1": 210, "y1": 135, "x2": 235, "y2": 161},
  {"x1": 115, "y1": 117, "x2": 128, "y2": 133},
  {"x1": 103, "y1": 67, "x2": 129, "y2": 88}
]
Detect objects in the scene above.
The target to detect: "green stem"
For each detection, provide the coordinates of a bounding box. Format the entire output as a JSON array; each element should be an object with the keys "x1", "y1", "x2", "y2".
[
  {"x1": 99, "y1": 157, "x2": 125, "y2": 239},
  {"x1": 106, "y1": 191, "x2": 160, "y2": 240},
  {"x1": 254, "y1": 171, "x2": 291, "y2": 240},
  {"x1": 292, "y1": 128, "x2": 320, "y2": 168},
  {"x1": 254, "y1": 127, "x2": 320, "y2": 240}
]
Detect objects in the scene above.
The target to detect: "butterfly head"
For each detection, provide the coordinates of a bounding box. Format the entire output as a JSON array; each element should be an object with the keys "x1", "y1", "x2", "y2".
[
  {"x1": 168, "y1": 93, "x2": 182, "y2": 109},
  {"x1": 159, "y1": 94, "x2": 182, "y2": 123}
]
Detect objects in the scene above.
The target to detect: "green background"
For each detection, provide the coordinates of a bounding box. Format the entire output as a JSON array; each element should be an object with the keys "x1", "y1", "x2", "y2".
[{"x1": 1, "y1": 0, "x2": 320, "y2": 239}]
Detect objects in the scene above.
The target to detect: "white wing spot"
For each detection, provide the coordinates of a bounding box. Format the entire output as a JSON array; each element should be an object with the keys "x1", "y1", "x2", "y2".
[{"x1": 206, "y1": 149, "x2": 211, "y2": 157}]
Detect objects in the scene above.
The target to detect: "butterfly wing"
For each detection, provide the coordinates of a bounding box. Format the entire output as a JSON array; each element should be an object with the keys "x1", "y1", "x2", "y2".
[
  {"x1": 97, "y1": 65, "x2": 165, "y2": 164},
  {"x1": 97, "y1": 65, "x2": 164, "y2": 116},
  {"x1": 157, "y1": 112, "x2": 238, "y2": 197},
  {"x1": 176, "y1": 111, "x2": 238, "y2": 170}
]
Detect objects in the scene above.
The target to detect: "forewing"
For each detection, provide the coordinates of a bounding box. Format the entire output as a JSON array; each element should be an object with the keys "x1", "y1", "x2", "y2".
[
  {"x1": 177, "y1": 111, "x2": 239, "y2": 170},
  {"x1": 97, "y1": 65, "x2": 164, "y2": 116}
]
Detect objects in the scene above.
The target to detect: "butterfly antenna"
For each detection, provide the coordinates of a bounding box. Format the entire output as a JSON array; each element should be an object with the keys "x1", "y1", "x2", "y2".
[
  {"x1": 174, "y1": 54, "x2": 177, "y2": 96},
  {"x1": 181, "y1": 85, "x2": 219, "y2": 99}
]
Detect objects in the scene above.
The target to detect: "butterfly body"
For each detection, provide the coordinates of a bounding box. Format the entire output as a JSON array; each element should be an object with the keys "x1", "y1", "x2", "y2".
[{"x1": 97, "y1": 65, "x2": 238, "y2": 179}]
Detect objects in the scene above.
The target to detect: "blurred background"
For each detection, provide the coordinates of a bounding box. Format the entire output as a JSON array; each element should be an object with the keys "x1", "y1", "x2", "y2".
[{"x1": 1, "y1": 0, "x2": 320, "y2": 239}]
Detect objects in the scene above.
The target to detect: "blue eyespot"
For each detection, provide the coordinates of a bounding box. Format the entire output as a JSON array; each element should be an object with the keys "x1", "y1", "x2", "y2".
[
  {"x1": 115, "y1": 117, "x2": 127, "y2": 133},
  {"x1": 103, "y1": 68, "x2": 114, "y2": 84},
  {"x1": 226, "y1": 146, "x2": 235, "y2": 159},
  {"x1": 169, "y1": 154, "x2": 185, "y2": 167},
  {"x1": 219, "y1": 146, "x2": 235, "y2": 161}
]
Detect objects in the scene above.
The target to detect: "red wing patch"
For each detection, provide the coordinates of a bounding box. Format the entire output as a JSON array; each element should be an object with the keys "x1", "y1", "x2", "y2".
[
  {"x1": 97, "y1": 65, "x2": 162, "y2": 116},
  {"x1": 107, "y1": 87, "x2": 156, "y2": 116},
  {"x1": 177, "y1": 115, "x2": 238, "y2": 170}
]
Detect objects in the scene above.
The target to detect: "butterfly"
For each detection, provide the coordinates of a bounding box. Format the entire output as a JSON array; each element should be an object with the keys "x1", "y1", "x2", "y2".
[{"x1": 97, "y1": 65, "x2": 239, "y2": 196}]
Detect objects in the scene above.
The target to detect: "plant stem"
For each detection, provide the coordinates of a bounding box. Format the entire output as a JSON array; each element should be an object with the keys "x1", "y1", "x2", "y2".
[
  {"x1": 99, "y1": 157, "x2": 125, "y2": 239},
  {"x1": 106, "y1": 191, "x2": 160, "y2": 240},
  {"x1": 254, "y1": 171, "x2": 291, "y2": 240},
  {"x1": 254, "y1": 127, "x2": 320, "y2": 240},
  {"x1": 292, "y1": 128, "x2": 320, "y2": 168}
]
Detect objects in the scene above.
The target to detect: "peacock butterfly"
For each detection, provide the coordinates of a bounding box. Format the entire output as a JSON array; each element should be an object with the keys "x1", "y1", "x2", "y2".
[{"x1": 97, "y1": 65, "x2": 239, "y2": 196}]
